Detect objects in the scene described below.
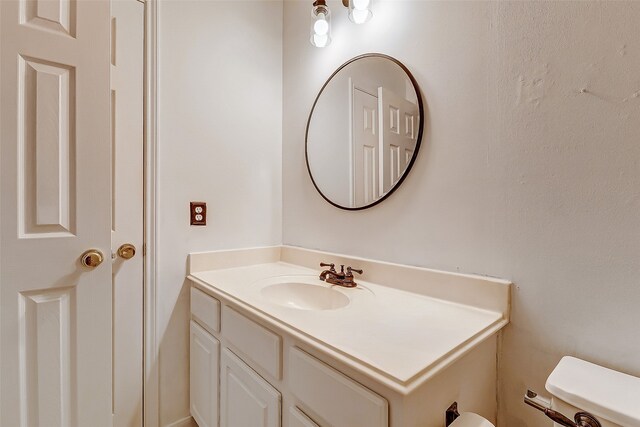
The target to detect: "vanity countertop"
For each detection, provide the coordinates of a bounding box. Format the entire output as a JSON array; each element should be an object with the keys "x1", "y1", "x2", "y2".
[{"x1": 188, "y1": 246, "x2": 510, "y2": 395}]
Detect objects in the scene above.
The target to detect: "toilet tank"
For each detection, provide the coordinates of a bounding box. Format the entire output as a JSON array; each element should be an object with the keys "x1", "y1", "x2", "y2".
[{"x1": 545, "y1": 357, "x2": 640, "y2": 427}]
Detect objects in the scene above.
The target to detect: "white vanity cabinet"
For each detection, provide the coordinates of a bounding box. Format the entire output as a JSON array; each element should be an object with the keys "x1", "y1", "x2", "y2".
[
  {"x1": 190, "y1": 283, "x2": 390, "y2": 427},
  {"x1": 188, "y1": 247, "x2": 510, "y2": 427}
]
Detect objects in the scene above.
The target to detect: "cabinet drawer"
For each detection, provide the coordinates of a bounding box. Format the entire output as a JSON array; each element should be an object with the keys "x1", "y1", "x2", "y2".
[
  {"x1": 289, "y1": 347, "x2": 388, "y2": 427},
  {"x1": 191, "y1": 287, "x2": 221, "y2": 332},
  {"x1": 222, "y1": 306, "x2": 282, "y2": 379}
]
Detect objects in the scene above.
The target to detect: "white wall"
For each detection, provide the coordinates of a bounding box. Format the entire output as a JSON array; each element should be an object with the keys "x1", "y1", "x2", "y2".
[
  {"x1": 283, "y1": 1, "x2": 640, "y2": 426},
  {"x1": 157, "y1": 1, "x2": 282, "y2": 425}
]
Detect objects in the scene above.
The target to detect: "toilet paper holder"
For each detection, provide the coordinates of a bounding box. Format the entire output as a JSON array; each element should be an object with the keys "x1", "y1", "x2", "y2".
[
  {"x1": 524, "y1": 390, "x2": 601, "y2": 427},
  {"x1": 445, "y1": 402, "x2": 460, "y2": 426}
]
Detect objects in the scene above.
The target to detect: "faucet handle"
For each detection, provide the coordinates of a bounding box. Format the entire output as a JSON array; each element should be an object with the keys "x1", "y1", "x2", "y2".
[
  {"x1": 320, "y1": 262, "x2": 336, "y2": 272},
  {"x1": 347, "y1": 266, "x2": 363, "y2": 275}
]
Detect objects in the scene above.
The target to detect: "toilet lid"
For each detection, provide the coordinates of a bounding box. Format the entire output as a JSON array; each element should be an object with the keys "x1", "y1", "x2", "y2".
[{"x1": 546, "y1": 356, "x2": 640, "y2": 427}]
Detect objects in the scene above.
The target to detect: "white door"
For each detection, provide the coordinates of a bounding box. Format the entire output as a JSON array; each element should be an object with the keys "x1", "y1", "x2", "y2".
[
  {"x1": 221, "y1": 348, "x2": 281, "y2": 427},
  {"x1": 111, "y1": 1, "x2": 144, "y2": 426},
  {"x1": 378, "y1": 87, "x2": 419, "y2": 194},
  {"x1": 0, "y1": 1, "x2": 113, "y2": 426},
  {"x1": 351, "y1": 87, "x2": 379, "y2": 207},
  {"x1": 190, "y1": 321, "x2": 220, "y2": 427}
]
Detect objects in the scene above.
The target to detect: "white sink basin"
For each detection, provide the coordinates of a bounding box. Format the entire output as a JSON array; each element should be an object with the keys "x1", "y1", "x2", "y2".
[{"x1": 260, "y1": 282, "x2": 350, "y2": 311}]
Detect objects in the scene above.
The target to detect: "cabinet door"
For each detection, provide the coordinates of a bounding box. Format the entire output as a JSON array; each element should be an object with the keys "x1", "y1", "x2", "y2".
[
  {"x1": 221, "y1": 348, "x2": 281, "y2": 427},
  {"x1": 190, "y1": 321, "x2": 220, "y2": 427},
  {"x1": 289, "y1": 407, "x2": 320, "y2": 427}
]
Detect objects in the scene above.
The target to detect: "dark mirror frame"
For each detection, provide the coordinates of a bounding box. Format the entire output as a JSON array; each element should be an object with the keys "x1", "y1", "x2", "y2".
[{"x1": 305, "y1": 53, "x2": 425, "y2": 211}]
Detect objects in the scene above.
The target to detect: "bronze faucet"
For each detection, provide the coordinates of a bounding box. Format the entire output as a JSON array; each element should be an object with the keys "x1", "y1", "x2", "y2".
[{"x1": 319, "y1": 262, "x2": 363, "y2": 288}]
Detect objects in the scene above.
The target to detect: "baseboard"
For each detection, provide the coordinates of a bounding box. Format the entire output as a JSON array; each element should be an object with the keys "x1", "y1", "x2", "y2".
[{"x1": 164, "y1": 416, "x2": 196, "y2": 427}]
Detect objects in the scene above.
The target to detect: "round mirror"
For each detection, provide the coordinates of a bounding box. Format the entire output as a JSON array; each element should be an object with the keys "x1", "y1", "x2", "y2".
[{"x1": 306, "y1": 53, "x2": 424, "y2": 210}]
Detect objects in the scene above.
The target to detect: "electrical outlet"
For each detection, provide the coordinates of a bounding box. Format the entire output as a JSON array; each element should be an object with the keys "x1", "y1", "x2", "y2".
[{"x1": 190, "y1": 202, "x2": 207, "y2": 226}]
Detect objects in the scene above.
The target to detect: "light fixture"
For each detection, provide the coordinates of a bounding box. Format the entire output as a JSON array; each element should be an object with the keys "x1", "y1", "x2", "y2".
[
  {"x1": 344, "y1": 0, "x2": 373, "y2": 25},
  {"x1": 310, "y1": 0, "x2": 374, "y2": 48},
  {"x1": 310, "y1": 0, "x2": 332, "y2": 48}
]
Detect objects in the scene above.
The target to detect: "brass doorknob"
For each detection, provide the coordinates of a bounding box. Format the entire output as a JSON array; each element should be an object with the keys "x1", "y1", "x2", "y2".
[
  {"x1": 81, "y1": 249, "x2": 104, "y2": 268},
  {"x1": 117, "y1": 243, "x2": 136, "y2": 260}
]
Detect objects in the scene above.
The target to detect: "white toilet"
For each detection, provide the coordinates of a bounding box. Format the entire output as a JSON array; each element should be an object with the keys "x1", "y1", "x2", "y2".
[
  {"x1": 539, "y1": 356, "x2": 640, "y2": 427},
  {"x1": 448, "y1": 413, "x2": 495, "y2": 427}
]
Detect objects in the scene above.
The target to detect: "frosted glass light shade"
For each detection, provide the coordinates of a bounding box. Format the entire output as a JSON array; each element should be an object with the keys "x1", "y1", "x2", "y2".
[
  {"x1": 310, "y1": 4, "x2": 332, "y2": 48},
  {"x1": 348, "y1": 0, "x2": 373, "y2": 24},
  {"x1": 314, "y1": 16, "x2": 329, "y2": 35},
  {"x1": 312, "y1": 33, "x2": 330, "y2": 48}
]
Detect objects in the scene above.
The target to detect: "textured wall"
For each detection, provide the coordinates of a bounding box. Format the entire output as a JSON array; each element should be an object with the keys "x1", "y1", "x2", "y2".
[
  {"x1": 157, "y1": 1, "x2": 283, "y2": 425},
  {"x1": 282, "y1": 1, "x2": 640, "y2": 425}
]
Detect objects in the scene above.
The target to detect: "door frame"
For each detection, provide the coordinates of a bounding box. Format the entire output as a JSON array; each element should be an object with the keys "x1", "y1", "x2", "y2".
[{"x1": 143, "y1": 0, "x2": 160, "y2": 425}]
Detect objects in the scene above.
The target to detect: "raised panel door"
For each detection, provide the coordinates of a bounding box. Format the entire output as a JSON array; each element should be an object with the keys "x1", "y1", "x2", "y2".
[
  {"x1": 352, "y1": 87, "x2": 380, "y2": 206},
  {"x1": 110, "y1": 1, "x2": 144, "y2": 425},
  {"x1": 378, "y1": 86, "x2": 419, "y2": 194},
  {"x1": 0, "y1": 1, "x2": 113, "y2": 425},
  {"x1": 289, "y1": 407, "x2": 320, "y2": 427},
  {"x1": 190, "y1": 321, "x2": 220, "y2": 427},
  {"x1": 220, "y1": 347, "x2": 281, "y2": 427}
]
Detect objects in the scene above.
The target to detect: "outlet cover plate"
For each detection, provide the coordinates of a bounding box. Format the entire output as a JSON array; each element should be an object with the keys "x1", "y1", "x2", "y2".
[{"x1": 190, "y1": 202, "x2": 207, "y2": 226}]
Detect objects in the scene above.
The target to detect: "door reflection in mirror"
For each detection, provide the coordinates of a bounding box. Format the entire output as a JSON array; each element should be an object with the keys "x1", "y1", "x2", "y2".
[{"x1": 306, "y1": 54, "x2": 424, "y2": 210}]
